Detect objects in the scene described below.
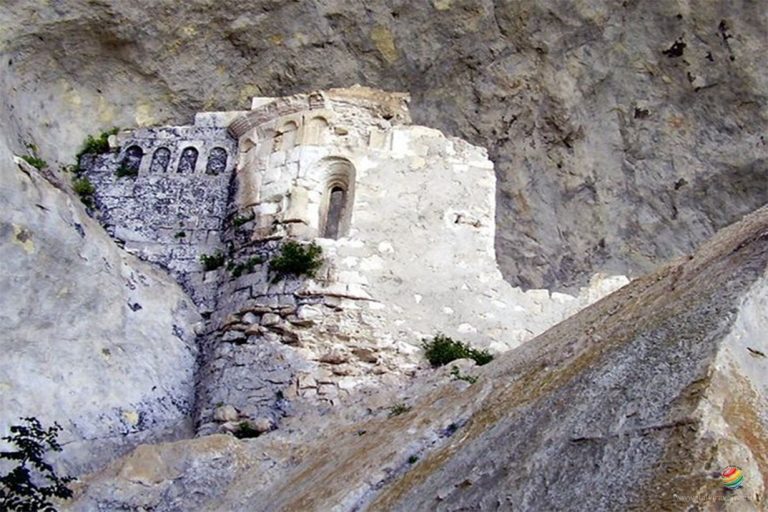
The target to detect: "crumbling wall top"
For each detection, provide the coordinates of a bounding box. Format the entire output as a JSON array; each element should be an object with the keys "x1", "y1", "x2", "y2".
[{"x1": 228, "y1": 85, "x2": 410, "y2": 139}]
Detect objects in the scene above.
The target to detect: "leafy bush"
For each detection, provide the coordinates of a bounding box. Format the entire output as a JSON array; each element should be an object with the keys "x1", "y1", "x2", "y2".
[
  {"x1": 115, "y1": 164, "x2": 138, "y2": 178},
  {"x1": 388, "y1": 403, "x2": 411, "y2": 418},
  {"x1": 21, "y1": 155, "x2": 47, "y2": 171},
  {"x1": 0, "y1": 417, "x2": 74, "y2": 511},
  {"x1": 72, "y1": 177, "x2": 95, "y2": 207},
  {"x1": 422, "y1": 334, "x2": 493, "y2": 368},
  {"x1": 227, "y1": 256, "x2": 264, "y2": 278},
  {"x1": 76, "y1": 128, "x2": 118, "y2": 160},
  {"x1": 269, "y1": 241, "x2": 323, "y2": 282},
  {"x1": 200, "y1": 252, "x2": 226, "y2": 271},
  {"x1": 450, "y1": 365, "x2": 478, "y2": 384}
]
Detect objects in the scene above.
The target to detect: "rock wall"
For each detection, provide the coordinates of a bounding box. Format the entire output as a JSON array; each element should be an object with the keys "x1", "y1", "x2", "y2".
[
  {"x1": 0, "y1": 136, "x2": 200, "y2": 475},
  {"x1": 2, "y1": 0, "x2": 766, "y2": 291}
]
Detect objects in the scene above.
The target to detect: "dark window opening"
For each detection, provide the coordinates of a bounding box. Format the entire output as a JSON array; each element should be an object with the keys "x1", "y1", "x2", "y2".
[
  {"x1": 178, "y1": 147, "x2": 198, "y2": 174},
  {"x1": 149, "y1": 147, "x2": 171, "y2": 173},
  {"x1": 323, "y1": 186, "x2": 346, "y2": 239},
  {"x1": 122, "y1": 145, "x2": 143, "y2": 173},
  {"x1": 206, "y1": 147, "x2": 227, "y2": 175}
]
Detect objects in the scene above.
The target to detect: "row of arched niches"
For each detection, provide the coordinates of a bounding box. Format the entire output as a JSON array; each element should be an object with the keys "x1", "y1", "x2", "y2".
[{"x1": 120, "y1": 145, "x2": 229, "y2": 175}]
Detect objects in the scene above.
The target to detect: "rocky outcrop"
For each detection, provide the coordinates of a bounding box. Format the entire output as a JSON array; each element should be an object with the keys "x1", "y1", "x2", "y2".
[
  {"x1": 68, "y1": 203, "x2": 768, "y2": 510},
  {"x1": 1, "y1": 1, "x2": 766, "y2": 290},
  {"x1": 0, "y1": 136, "x2": 200, "y2": 475}
]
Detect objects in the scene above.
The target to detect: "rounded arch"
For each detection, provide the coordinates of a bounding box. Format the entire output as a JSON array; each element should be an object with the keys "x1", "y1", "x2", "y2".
[
  {"x1": 206, "y1": 147, "x2": 228, "y2": 175},
  {"x1": 149, "y1": 147, "x2": 171, "y2": 173},
  {"x1": 278, "y1": 121, "x2": 299, "y2": 151},
  {"x1": 177, "y1": 146, "x2": 198, "y2": 174},
  {"x1": 318, "y1": 158, "x2": 356, "y2": 240},
  {"x1": 304, "y1": 116, "x2": 329, "y2": 145},
  {"x1": 122, "y1": 145, "x2": 143, "y2": 173}
]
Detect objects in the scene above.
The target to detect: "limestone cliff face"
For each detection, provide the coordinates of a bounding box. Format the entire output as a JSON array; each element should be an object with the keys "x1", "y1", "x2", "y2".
[
  {"x1": 1, "y1": 0, "x2": 766, "y2": 289},
  {"x1": 68, "y1": 203, "x2": 768, "y2": 511},
  {"x1": 0, "y1": 135, "x2": 200, "y2": 475}
]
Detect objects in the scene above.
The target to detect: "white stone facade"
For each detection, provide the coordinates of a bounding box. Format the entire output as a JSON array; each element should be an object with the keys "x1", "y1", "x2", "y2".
[
  {"x1": 227, "y1": 86, "x2": 628, "y2": 354},
  {"x1": 81, "y1": 86, "x2": 629, "y2": 434}
]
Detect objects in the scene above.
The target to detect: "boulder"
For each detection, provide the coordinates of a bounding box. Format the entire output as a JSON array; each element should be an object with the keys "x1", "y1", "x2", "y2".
[{"x1": 0, "y1": 140, "x2": 199, "y2": 475}]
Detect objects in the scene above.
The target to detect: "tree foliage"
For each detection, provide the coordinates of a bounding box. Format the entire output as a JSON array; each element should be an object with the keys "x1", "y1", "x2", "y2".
[{"x1": 1, "y1": 417, "x2": 74, "y2": 512}]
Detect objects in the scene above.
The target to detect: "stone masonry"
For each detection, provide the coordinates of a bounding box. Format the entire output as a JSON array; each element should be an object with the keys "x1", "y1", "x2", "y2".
[
  {"x1": 83, "y1": 115, "x2": 240, "y2": 310},
  {"x1": 82, "y1": 86, "x2": 628, "y2": 437}
]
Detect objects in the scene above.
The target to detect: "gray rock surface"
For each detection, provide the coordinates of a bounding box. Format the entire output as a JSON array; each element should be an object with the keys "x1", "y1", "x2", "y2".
[
  {"x1": 67, "y1": 204, "x2": 768, "y2": 511},
  {"x1": 1, "y1": 0, "x2": 766, "y2": 290},
  {"x1": 0, "y1": 135, "x2": 200, "y2": 475}
]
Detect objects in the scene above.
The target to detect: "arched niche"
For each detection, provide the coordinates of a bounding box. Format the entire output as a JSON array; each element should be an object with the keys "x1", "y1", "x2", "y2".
[
  {"x1": 304, "y1": 116, "x2": 329, "y2": 145},
  {"x1": 279, "y1": 121, "x2": 299, "y2": 151},
  {"x1": 206, "y1": 147, "x2": 228, "y2": 175},
  {"x1": 149, "y1": 147, "x2": 171, "y2": 173},
  {"x1": 319, "y1": 159, "x2": 356, "y2": 239},
  {"x1": 178, "y1": 147, "x2": 198, "y2": 174},
  {"x1": 122, "y1": 145, "x2": 143, "y2": 173}
]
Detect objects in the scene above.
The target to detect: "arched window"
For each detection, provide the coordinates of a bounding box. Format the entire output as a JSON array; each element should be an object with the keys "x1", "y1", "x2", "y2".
[
  {"x1": 122, "y1": 145, "x2": 143, "y2": 173},
  {"x1": 206, "y1": 147, "x2": 228, "y2": 175},
  {"x1": 304, "y1": 116, "x2": 329, "y2": 145},
  {"x1": 279, "y1": 121, "x2": 298, "y2": 151},
  {"x1": 149, "y1": 147, "x2": 171, "y2": 173},
  {"x1": 319, "y1": 159, "x2": 355, "y2": 240},
  {"x1": 177, "y1": 147, "x2": 198, "y2": 174},
  {"x1": 323, "y1": 186, "x2": 346, "y2": 239}
]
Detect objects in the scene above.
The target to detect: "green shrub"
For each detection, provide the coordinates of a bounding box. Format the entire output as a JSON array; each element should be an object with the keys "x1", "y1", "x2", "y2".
[
  {"x1": 76, "y1": 128, "x2": 118, "y2": 160},
  {"x1": 72, "y1": 177, "x2": 95, "y2": 207},
  {"x1": 450, "y1": 365, "x2": 478, "y2": 384},
  {"x1": 228, "y1": 256, "x2": 264, "y2": 278},
  {"x1": 21, "y1": 155, "x2": 47, "y2": 171},
  {"x1": 422, "y1": 334, "x2": 493, "y2": 368},
  {"x1": 388, "y1": 403, "x2": 411, "y2": 418},
  {"x1": 115, "y1": 164, "x2": 138, "y2": 178},
  {"x1": 269, "y1": 241, "x2": 323, "y2": 282},
  {"x1": 0, "y1": 417, "x2": 74, "y2": 511},
  {"x1": 200, "y1": 252, "x2": 226, "y2": 271}
]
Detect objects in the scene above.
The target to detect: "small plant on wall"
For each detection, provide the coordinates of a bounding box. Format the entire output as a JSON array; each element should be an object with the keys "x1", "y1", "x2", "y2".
[
  {"x1": 269, "y1": 241, "x2": 323, "y2": 282},
  {"x1": 422, "y1": 334, "x2": 493, "y2": 368},
  {"x1": 76, "y1": 128, "x2": 119, "y2": 161},
  {"x1": 72, "y1": 177, "x2": 95, "y2": 207},
  {"x1": 199, "y1": 252, "x2": 226, "y2": 271}
]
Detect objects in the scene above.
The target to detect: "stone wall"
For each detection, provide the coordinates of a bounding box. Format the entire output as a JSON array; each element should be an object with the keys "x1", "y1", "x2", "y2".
[
  {"x1": 81, "y1": 87, "x2": 629, "y2": 437},
  {"x1": 191, "y1": 87, "x2": 629, "y2": 434},
  {"x1": 82, "y1": 116, "x2": 238, "y2": 309}
]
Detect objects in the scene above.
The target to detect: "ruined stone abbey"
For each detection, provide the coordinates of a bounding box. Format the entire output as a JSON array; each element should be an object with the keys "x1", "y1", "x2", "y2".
[{"x1": 81, "y1": 86, "x2": 626, "y2": 435}]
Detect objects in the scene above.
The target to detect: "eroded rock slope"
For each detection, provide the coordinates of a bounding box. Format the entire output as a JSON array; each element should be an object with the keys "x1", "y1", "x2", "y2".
[{"x1": 69, "y1": 202, "x2": 768, "y2": 510}]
